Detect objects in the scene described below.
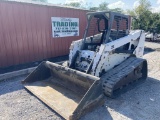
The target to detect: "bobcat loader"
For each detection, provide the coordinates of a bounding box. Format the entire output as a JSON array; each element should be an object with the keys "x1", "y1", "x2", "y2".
[{"x1": 22, "y1": 11, "x2": 147, "y2": 120}]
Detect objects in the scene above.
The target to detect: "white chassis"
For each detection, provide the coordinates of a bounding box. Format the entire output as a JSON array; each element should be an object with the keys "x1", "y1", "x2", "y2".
[{"x1": 69, "y1": 30, "x2": 145, "y2": 77}]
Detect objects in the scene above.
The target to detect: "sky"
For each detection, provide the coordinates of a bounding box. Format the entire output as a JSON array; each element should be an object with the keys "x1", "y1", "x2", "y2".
[{"x1": 47, "y1": 0, "x2": 160, "y2": 12}]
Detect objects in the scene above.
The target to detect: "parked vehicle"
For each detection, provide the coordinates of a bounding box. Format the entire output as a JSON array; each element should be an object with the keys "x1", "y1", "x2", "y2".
[{"x1": 145, "y1": 28, "x2": 158, "y2": 41}]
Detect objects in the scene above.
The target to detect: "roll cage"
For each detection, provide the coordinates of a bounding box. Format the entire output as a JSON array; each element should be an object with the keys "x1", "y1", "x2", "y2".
[{"x1": 83, "y1": 11, "x2": 130, "y2": 45}]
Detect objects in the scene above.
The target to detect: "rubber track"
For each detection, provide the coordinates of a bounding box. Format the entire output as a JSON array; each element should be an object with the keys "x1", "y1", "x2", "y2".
[{"x1": 101, "y1": 57, "x2": 145, "y2": 97}]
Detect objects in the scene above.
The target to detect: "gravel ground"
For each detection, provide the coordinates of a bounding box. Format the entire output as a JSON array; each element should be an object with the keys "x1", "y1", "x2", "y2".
[{"x1": 0, "y1": 41, "x2": 160, "y2": 120}]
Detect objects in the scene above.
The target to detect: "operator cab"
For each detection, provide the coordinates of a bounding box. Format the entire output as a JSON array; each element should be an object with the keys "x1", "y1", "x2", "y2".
[
  {"x1": 83, "y1": 11, "x2": 130, "y2": 51},
  {"x1": 74, "y1": 11, "x2": 130, "y2": 72},
  {"x1": 84, "y1": 12, "x2": 109, "y2": 51}
]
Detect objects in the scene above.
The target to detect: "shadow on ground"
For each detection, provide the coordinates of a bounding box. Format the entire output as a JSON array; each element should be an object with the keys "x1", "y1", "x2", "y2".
[
  {"x1": 0, "y1": 55, "x2": 68, "y2": 74},
  {"x1": 81, "y1": 77, "x2": 160, "y2": 120},
  {"x1": 144, "y1": 47, "x2": 156, "y2": 54},
  {"x1": 144, "y1": 46, "x2": 160, "y2": 55},
  {"x1": 0, "y1": 75, "x2": 160, "y2": 120},
  {"x1": 0, "y1": 75, "x2": 26, "y2": 95}
]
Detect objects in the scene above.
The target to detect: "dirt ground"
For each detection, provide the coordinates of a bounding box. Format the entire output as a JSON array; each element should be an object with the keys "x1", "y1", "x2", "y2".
[{"x1": 0, "y1": 41, "x2": 160, "y2": 120}]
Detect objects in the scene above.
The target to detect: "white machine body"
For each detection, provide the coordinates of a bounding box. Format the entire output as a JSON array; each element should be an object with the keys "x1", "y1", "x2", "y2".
[{"x1": 69, "y1": 30, "x2": 145, "y2": 77}]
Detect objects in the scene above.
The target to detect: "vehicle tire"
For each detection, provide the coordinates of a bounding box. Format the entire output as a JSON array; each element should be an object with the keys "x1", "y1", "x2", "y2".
[{"x1": 150, "y1": 38, "x2": 152, "y2": 41}]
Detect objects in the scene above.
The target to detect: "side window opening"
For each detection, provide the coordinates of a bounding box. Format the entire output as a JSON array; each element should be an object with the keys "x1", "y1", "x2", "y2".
[
  {"x1": 84, "y1": 14, "x2": 108, "y2": 51},
  {"x1": 109, "y1": 16, "x2": 129, "y2": 42}
]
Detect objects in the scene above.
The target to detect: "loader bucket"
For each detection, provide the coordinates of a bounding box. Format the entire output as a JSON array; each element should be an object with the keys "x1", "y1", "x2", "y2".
[{"x1": 22, "y1": 61, "x2": 104, "y2": 120}]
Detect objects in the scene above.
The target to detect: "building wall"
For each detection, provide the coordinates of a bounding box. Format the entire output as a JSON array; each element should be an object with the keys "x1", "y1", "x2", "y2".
[
  {"x1": 0, "y1": 1, "x2": 131, "y2": 68},
  {"x1": 0, "y1": 1, "x2": 88, "y2": 68}
]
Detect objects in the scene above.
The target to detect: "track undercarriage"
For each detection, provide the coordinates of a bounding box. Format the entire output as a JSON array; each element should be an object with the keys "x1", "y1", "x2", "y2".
[{"x1": 102, "y1": 57, "x2": 147, "y2": 97}]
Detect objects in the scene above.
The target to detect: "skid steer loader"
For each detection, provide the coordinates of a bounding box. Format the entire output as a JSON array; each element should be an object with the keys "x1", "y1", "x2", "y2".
[{"x1": 22, "y1": 11, "x2": 147, "y2": 120}]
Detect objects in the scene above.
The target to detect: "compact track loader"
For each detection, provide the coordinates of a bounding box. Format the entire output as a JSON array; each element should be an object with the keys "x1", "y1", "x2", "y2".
[{"x1": 22, "y1": 11, "x2": 148, "y2": 120}]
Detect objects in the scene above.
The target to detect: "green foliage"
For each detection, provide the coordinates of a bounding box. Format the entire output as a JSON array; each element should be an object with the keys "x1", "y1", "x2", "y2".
[
  {"x1": 32, "y1": 0, "x2": 47, "y2": 2},
  {"x1": 149, "y1": 13, "x2": 160, "y2": 33},
  {"x1": 110, "y1": 8, "x2": 123, "y2": 13},
  {"x1": 127, "y1": 0, "x2": 160, "y2": 33},
  {"x1": 64, "y1": 2, "x2": 81, "y2": 8},
  {"x1": 63, "y1": 1, "x2": 123, "y2": 13},
  {"x1": 89, "y1": 2, "x2": 123, "y2": 13},
  {"x1": 89, "y1": 7, "x2": 99, "y2": 11},
  {"x1": 98, "y1": 2, "x2": 109, "y2": 11}
]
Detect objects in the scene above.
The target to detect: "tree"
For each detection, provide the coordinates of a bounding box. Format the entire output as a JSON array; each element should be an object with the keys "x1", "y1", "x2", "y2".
[
  {"x1": 89, "y1": 2, "x2": 123, "y2": 13},
  {"x1": 98, "y1": 2, "x2": 109, "y2": 11},
  {"x1": 89, "y1": 7, "x2": 99, "y2": 11},
  {"x1": 63, "y1": 1, "x2": 123, "y2": 13},
  {"x1": 89, "y1": 2, "x2": 109, "y2": 11},
  {"x1": 149, "y1": 13, "x2": 160, "y2": 33},
  {"x1": 127, "y1": 0, "x2": 160, "y2": 33},
  {"x1": 110, "y1": 8, "x2": 123, "y2": 13},
  {"x1": 64, "y1": 2, "x2": 82, "y2": 8},
  {"x1": 32, "y1": 0, "x2": 47, "y2": 2},
  {"x1": 135, "y1": 0, "x2": 151, "y2": 29}
]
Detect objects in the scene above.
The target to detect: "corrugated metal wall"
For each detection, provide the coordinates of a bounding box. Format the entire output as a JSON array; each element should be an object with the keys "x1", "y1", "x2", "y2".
[
  {"x1": 0, "y1": 1, "x2": 131, "y2": 68},
  {"x1": 0, "y1": 1, "x2": 88, "y2": 68}
]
